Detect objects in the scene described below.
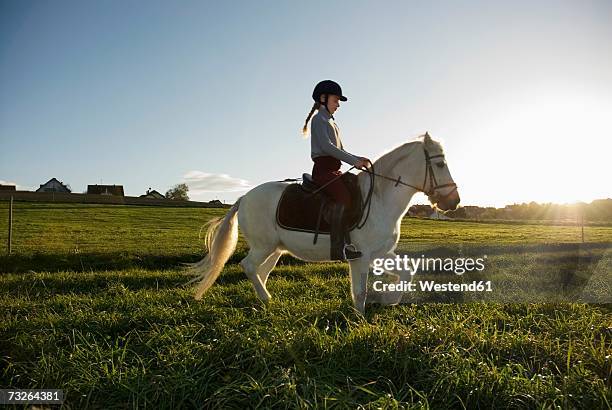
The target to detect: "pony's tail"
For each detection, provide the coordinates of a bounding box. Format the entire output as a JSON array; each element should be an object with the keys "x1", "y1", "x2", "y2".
[{"x1": 183, "y1": 197, "x2": 242, "y2": 300}]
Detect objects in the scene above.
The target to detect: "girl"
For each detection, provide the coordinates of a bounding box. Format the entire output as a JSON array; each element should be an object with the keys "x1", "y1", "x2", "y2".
[{"x1": 302, "y1": 80, "x2": 370, "y2": 261}]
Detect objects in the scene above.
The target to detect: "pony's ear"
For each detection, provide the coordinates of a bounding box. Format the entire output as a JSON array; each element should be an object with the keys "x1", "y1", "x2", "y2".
[
  {"x1": 423, "y1": 131, "x2": 431, "y2": 143},
  {"x1": 425, "y1": 131, "x2": 430, "y2": 138}
]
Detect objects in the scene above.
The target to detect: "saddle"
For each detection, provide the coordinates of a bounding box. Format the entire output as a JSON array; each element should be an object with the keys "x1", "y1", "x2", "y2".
[{"x1": 276, "y1": 172, "x2": 363, "y2": 243}]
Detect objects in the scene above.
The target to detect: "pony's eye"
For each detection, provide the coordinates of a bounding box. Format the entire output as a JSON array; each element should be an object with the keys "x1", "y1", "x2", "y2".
[{"x1": 436, "y1": 162, "x2": 445, "y2": 169}]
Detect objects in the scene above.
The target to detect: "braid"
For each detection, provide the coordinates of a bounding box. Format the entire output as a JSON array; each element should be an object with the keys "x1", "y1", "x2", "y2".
[{"x1": 301, "y1": 102, "x2": 321, "y2": 136}]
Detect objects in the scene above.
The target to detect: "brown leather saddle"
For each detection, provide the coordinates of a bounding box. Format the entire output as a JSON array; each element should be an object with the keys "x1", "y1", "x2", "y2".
[{"x1": 276, "y1": 172, "x2": 363, "y2": 243}]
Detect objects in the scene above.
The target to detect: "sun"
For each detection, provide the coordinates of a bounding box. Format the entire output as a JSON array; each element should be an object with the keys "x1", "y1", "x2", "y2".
[{"x1": 463, "y1": 91, "x2": 612, "y2": 206}]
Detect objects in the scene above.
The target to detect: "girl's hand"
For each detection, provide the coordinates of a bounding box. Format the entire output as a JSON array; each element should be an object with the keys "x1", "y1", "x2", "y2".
[{"x1": 355, "y1": 158, "x2": 371, "y2": 170}]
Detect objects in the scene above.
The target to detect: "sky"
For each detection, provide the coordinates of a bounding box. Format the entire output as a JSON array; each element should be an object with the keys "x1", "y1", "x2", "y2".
[{"x1": 1, "y1": 0, "x2": 611, "y2": 207}]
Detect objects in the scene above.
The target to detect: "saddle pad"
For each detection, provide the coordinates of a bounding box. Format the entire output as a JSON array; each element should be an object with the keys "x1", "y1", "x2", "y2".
[{"x1": 276, "y1": 173, "x2": 363, "y2": 234}]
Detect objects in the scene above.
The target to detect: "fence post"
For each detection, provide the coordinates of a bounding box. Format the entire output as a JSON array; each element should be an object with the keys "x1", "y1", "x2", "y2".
[
  {"x1": 8, "y1": 196, "x2": 13, "y2": 255},
  {"x1": 581, "y1": 205, "x2": 585, "y2": 243}
]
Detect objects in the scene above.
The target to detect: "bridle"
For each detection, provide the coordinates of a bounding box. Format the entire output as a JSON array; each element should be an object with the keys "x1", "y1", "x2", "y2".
[
  {"x1": 420, "y1": 149, "x2": 458, "y2": 201},
  {"x1": 351, "y1": 145, "x2": 458, "y2": 229},
  {"x1": 361, "y1": 147, "x2": 458, "y2": 201}
]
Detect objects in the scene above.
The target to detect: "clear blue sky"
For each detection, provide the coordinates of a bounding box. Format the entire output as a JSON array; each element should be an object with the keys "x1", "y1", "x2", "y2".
[{"x1": 1, "y1": 0, "x2": 611, "y2": 206}]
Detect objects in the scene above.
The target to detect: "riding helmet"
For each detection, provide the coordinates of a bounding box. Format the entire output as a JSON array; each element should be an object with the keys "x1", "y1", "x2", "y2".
[{"x1": 312, "y1": 80, "x2": 348, "y2": 102}]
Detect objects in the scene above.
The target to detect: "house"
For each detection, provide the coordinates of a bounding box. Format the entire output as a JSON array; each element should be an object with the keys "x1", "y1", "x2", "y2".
[
  {"x1": 408, "y1": 204, "x2": 432, "y2": 217},
  {"x1": 428, "y1": 209, "x2": 451, "y2": 220},
  {"x1": 140, "y1": 188, "x2": 166, "y2": 199},
  {"x1": 87, "y1": 184, "x2": 124, "y2": 196},
  {"x1": 208, "y1": 199, "x2": 223, "y2": 207},
  {"x1": 0, "y1": 184, "x2": 16, "y2": 191},
  {"x1": 36, "y1": 178, "x2": 71, "y2": 193}
]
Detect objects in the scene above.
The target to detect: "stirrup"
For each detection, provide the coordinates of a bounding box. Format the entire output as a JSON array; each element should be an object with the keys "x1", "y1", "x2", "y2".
[{"x1": 343, "y1": 244, "x2": 362, "y2": 260}]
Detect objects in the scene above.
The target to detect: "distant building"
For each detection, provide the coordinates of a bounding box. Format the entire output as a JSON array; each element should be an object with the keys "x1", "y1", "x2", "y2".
[
  {"x1": 0, "y1": 184, "x2": 16, "y2": 191},
  {"x1": 408, "y1": 204, "x2": 432, "y2": 217},
  {"x1": 87, "y1": 184, "x2": 124, "y2": 196},
  {"x1": 208, "y1": 199, "x2": 223, "y2": 207},
  {"x1": 36, "y1": 178, "x2": 71, "y2": 193},
  {"x1": 428, "y1": 209, "x2": 450, "y2": 220},
  {"x1": 140, "y1": 188, "x2": 165, "y2": 199}
]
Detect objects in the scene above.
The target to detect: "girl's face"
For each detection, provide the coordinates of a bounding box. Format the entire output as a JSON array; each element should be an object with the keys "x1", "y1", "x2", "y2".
[{"x1": 321, "y1": 94, "x2": 341, "y2": 114}]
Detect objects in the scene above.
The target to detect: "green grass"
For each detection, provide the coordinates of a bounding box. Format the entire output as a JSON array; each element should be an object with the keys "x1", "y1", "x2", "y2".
[
  {"x1": 0, "y1": 201, "x2": 610, "y2": 408},
  {"x1": 398, "y1": 217, "x2": 612, "y2": 246}
]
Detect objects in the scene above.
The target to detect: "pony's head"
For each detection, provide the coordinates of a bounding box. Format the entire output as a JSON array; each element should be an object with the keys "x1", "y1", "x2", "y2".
[
  {"x1": 419, "y1": 132, "x2": 460, "y2": 211},
  {"x1": 369, "y1": 132, "x2": 460, "y2": 211}
]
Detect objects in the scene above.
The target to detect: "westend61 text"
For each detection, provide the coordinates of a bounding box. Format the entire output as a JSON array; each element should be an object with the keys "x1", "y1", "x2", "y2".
[
  {"x1": 372, "y1": 255, "x2": 487, "y2": 276},
  {"x1": 373, "y1": 280, "x2": 493, "y2": 292}
]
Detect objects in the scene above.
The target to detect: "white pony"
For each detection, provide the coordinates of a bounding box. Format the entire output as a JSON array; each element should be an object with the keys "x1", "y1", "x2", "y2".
[{"x1": 185, "y1": 133, "x2": 460, "y2": 314}]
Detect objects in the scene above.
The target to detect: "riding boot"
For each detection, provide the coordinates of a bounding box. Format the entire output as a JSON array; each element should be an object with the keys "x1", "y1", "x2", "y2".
[
  {"x1": 341, "y1": 209, "x2": 362, "y2": 260},
  {"x1": 330, "y1": 203, "x2": 345, "y2": 260},
  {"x1": 330, "y1": 203, "x2": 362, "y2": 261}
]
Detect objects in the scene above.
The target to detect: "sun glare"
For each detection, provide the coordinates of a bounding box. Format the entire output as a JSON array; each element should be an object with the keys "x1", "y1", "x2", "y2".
[{"x1": 464, "y1": 92, "x2": 611, "y2": 207}]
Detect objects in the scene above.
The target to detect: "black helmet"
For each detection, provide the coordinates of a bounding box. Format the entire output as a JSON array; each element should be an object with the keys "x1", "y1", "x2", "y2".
[{"x1": 312, "y1": 80, "x2": 348, "y2": 103}]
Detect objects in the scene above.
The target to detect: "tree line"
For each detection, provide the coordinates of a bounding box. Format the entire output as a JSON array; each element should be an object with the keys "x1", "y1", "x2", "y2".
[{"x1": 411, "y1": 199, "x2": 612, "y2": 222}]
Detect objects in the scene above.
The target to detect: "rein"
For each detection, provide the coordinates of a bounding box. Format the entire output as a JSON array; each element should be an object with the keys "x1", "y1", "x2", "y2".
[
  {"x1": 290, "y1": 145, "x2": 458, "y2": 231},
  {"x1": 310, "y1": 147, "x2": 458, "y2": 229},
  {"x1": 363, "y1": 149, "x2": 458, "y2": 198}
]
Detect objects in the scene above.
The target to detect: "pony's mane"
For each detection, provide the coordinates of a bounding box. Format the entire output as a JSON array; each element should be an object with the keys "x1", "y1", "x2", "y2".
[{"x1": 372, "y1": 134, "x2": 443, "y2": 177}]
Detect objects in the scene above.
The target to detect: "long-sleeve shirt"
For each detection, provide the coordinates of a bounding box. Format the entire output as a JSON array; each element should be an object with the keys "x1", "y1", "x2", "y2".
[{"x1": 310, "y1": 105, "x2": 361, "y2": 166}]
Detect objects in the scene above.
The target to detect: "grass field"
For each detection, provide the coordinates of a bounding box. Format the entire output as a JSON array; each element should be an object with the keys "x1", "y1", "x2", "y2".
[{"x1": 0, "y1": 202, "x2": 610, "y2": 408}]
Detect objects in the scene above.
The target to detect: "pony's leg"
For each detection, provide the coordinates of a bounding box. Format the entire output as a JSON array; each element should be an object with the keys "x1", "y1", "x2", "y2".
[
  {"x1": 257, "y1": 250, "x2": 282, "y2": 287},
  {"x1": 348, "y1": 257, "x2": 370, "y2": 315},
  {"x1": 240, "y1": 248, "x2": 277, "y2": 303}
]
